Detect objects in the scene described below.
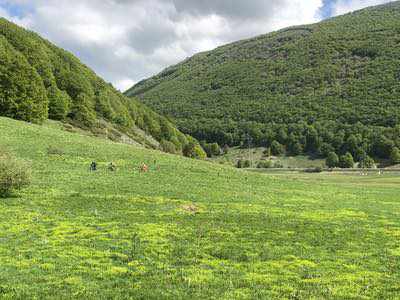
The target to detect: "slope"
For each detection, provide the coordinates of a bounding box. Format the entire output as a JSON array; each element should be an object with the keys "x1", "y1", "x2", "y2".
[
  {"x1": 0, "y1": 18, "x2": 202, "y2": 156},
  {"x1": 126, "y1": 1, "x2": 400, "y2": 161},
  {"x1": 0, "y1": 116, "x2": 399, "y2": 298}
]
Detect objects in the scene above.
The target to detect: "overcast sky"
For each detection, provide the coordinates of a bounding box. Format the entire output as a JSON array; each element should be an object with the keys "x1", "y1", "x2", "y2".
[{"x1": 0, "y1": 0, "x2": 393, "y2": 91}]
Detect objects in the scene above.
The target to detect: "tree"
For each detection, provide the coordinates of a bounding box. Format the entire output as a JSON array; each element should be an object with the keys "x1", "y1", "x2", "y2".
[
  {"x1": 202, "y1": 142, "x2": 222, "y2": 157},
  {"x1": 47, "y1": 85, "x2": 70, "y2": 120},
  {"x1": 326, "y1": 152, "x2": 339, "y2": 168},
  {"x1": 359, "y1": 155, "x2": 375, "y2": 168},
  {"x1": 183, "y1": 142, "x2": 206, "y2": 159},
  {"x1": 0, "y1": 37, "x2": 48, "y2": 123},
  {"x1": 222, "y1": 145, "x2": 230, "y2": 155},
  {"x1": 339, "y1": 152, "x2": 355, "y2": 168},
  {"x1": 271, "y1": 141, "x2": 285, "y2": 156},
  {"x1": 160, "y1": 140, "x2": 177, "y2": 154},
  {"x1": 390, "y1": 147, "x2": 400, "y2": 165}
]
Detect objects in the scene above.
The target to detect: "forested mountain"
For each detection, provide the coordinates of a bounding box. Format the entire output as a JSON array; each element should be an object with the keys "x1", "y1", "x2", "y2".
[
  {"x1": 126, "y1": 1, "x2": 400, "y2": 162},
  {"x1": 0, "y1": 18, "x2": 205, "y2": 157}
]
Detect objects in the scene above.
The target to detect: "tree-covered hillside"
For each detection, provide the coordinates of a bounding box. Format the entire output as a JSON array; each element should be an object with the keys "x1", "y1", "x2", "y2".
[
  {"x1": 0, "y1": 18, "x2": 204, "y2": 157},
  {"x1": 126, "y1": 1, "x2": 400, "y2": 162}
]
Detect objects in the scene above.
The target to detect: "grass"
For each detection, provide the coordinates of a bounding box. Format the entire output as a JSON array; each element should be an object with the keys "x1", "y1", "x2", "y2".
[{"x1": 0, "y1": 117, "x2": 399, "y2": 299}]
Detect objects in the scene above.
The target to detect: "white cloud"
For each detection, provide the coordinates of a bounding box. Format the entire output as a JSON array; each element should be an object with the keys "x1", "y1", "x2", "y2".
[
  {"x1": 0, "y1": 0, "x2": 341, "y2": 90},
  {"x1": 332, "y1": 0, "x2": 393, "y2": 16}
]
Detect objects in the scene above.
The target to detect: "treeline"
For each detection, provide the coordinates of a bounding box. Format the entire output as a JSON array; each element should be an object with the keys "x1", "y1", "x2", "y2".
[
  {"x1": 0, "y1": 18, "x2": 205, "y2": 158},
  {"x1": 182, "y1": 119, "x2": 400, "y2": 163}
]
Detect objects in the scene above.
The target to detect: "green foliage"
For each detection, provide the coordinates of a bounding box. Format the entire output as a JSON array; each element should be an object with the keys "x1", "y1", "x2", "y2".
[
  {"x1": 359, "y1": 155, "x2": 375, "y2": 168},
  {"x1": 263, "y1": 148, "x2": 271, "y2": 157},
  {"x1": 126, "y1": 2, "x2": 400, "y2": 160},
  {"x1": 339, "y1": 152, "x2": 355, "y2": 168},
  {"x1": 0, "y1": 155, "x2": 31, "y2": 197},
  {"x1": 202, "y1": 142, "x2": 222, "y2": 157},
  {"x1": 390, "y1": 147, "x2": 400, "y2": 165},
  {"x1": 183, "y1": 141, "x2": 207, "y2": 159},
  {"x1": 236, "y1": 159, "x2": 251, "y2": 168},
  {"x1": 1, "y1": 116, "x2": 400, "y2": 298},
  {"x1": 160, "y1": 140, "x2": 177, "y2": 154},
  {"x1": 47, "y1": 85, "x2": 71, "y2": 120},
  {"x1": 326, "y1": 152, "x2": 339, "y2": 168},
  {"x1": 304, "y1": 167, "x2": 323, "y2": 173},
  {"x1": 0, "y1": 18, "x2": 195, "y2": 154},
  {"x1": 271, "y1": 141, "x2": 285, "y2": 156},
  {"x1": 0, "y1": 35, "x2": 47, "y2": 123},
  {"x1": 257, "y1": 160, "x2": 272, "y2": 169}
]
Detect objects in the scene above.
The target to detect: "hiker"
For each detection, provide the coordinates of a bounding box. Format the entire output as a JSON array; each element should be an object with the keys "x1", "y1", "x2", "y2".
[
  {"x1": 108, "y1": 162, "x2": 116, "y2": 171},
  {"x1": 139, "y1": 163, "x2": 149, "y2": 173},
  {"x1": 90, "y1": 161, "x2": 97, "y2": 171}
]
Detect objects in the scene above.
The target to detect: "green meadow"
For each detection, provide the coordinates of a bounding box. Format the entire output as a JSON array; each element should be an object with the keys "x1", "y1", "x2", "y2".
[{"x1": 0, "y1": 117, "x2": 399, "y2": 299}]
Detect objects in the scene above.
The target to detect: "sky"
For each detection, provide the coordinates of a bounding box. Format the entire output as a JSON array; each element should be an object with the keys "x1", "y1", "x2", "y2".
[{"x1": 0, "y1": 0, "x2": 394, "y2": 91}]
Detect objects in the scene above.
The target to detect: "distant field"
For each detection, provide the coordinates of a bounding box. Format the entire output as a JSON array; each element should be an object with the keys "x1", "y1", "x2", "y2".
[{"x1": 0, "y1": 117, "x2": 399, "y2": 299}]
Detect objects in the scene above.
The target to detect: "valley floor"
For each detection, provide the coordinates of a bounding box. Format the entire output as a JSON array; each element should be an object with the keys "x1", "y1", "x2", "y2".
[{"x1": 0, "y1": 117, "x2": 399, "y2": 299}]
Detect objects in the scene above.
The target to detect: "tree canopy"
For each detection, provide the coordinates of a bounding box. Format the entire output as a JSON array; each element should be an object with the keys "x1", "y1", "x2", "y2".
[
  {"x1": 126, "y1": 2, "x2": 400, "y2": 162},
  {"x1": 0, "y1": 18, "x2": 202, "y2": 156}
]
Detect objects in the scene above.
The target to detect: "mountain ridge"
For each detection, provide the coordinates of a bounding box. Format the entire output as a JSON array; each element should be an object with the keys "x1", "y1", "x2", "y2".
[
  {"x1": 126, "y1": 1, "x2": 400, "y2": 162},
  {"x1": 0, "y1": 18, "x2": 205, "y2": 157}
]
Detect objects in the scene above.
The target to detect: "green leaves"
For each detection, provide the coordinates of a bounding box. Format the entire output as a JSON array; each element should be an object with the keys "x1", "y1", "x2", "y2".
[
  {"x1": 125, "y1": 3, "x2": 400, "y2": 161},
  {"x1": 0, "y1": 18, "x2": 197, "y2": 155}
]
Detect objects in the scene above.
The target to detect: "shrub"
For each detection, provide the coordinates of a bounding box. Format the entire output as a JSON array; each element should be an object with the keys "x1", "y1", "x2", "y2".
[
  {"x1": 0, "y1": 157, "x2": 31, "y2": 197},
  {"x1": 273, "y1": 161, "x2": 284, "y2": 168},
  {"x1": 222, "y1": 145, "x2": 230, "y2": 154},
  {"x1": 304, "y1": 167, "x2": 323, "y2": 173},
  {"x1": 47, "y1": 146, "x2": 65, "y2": 156},
  {"x1": 359, "y1": 155, "x2": 375, "y2": 168},
  {"x1": 202, "y1": 142, "x2": 222, "y2": 157},
  {"x1": 390, "y1": 147, "x2": 400, "y2": 165},
  {"x1": 183, "y1": 142, "x2": 207, "y2": 159},
  {"x1": 257, "y1": 160, "x2": 272, "y2": 169},
  {"x1": 236, "y1": 159, "x2": 251, "y2": 168},
  {"x1": 326, "y1": 152, "x2": 339, "y2": 168},
  {"x1": 339, "y1": 152, "x2": 355, "y2": 168},
  {"x1": 160, "y1": 140, "x2": 177, "y2": 154},
  {"x1": 271, "y1": 141, "x2": 285, "y2": 156},
  {"x1": 263, "y1": 148, "x2": 271, "y2": 157}
]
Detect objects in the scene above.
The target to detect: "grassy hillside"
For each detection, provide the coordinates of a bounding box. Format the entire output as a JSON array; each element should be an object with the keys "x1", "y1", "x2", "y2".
[
  {"x1": 0, "y1": 116, "x2": 399, "y2": 298},
  {"x1": 0, "y1": 18, "x2": 202, "y2": 155},
  {"x1": 126, "y1": 2, "x2": 400, "y2": 162}
]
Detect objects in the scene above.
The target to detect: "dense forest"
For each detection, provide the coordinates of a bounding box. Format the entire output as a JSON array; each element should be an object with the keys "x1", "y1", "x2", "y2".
[
  {"x1": 0, "y1": 18, "x2": 205, "y2": 158},
  {"x1": 126, "y1": 2, "x2": 400, "y2": 163}
]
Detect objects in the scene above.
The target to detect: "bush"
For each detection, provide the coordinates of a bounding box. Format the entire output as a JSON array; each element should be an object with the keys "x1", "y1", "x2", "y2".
[
  {"x1": 160, "y1": 140, "x2": 177, "y2": 154},
  {"x1": 183, "y1": 142, "x2": 207, "y2": 159},
  {"x1": 257, "y1": 160, "x2": 272, "y2": 169},
  {"x1": 263, "y1": 148, "x2": 271, "y2": 157},
  {"x1": 359, "y1": 155, "x2": 375, "y2": 168},
  {"x1": 339, "y1": 152, "x2": 355, "y2": 168},
  {"x1": 304, "y1": 167, "x2": 323, "y2": 173},
  {"x1": 326, "y1": 152, "x2": 339, "y2": 168},
  {"x1": 271, "y1": 141, "x2": 285, "y2": 156},
  {"x1": 47, "y1": 146, "x2": 65, "y2": 156},
  {"x1": 273, "y1": 161, "x2": 284, "y2": 168},
  {"x1": 236, "y1": 159, "x2": 251, "y2": 168},
  {"x1": 0, "y1": 157, "x2": 31, "y2": 197},
  {"x1": 202, "y1": 142, "x2": 222, "y2": 157},
  {"x1": 390, "y1": 147, "x2": 400, "y2": 165}
]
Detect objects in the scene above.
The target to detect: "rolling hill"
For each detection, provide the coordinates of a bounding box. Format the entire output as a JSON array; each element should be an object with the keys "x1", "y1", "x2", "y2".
[
  {"x1": 0, "y1": 18, "x2": 204, "y2": 157},
  {"x1": 126, "y1": 1, "x2": 400, "y2": 162},
  {"x1": 1, "y1": 116, "x2": 400, "y2": 298}
]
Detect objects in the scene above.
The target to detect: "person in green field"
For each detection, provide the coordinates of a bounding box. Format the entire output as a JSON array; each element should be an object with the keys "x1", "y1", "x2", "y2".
[
  {"x1": 90, "y1": 161, "x2": 97, "y2": 171},
  {"x1": 108, "y1": 162, "x2": 116, "y2": 171}
]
